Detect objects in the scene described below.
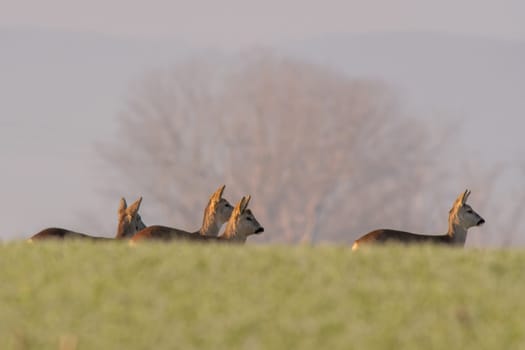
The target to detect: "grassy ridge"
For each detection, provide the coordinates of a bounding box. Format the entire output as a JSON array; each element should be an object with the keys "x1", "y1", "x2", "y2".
[{"x1": 0, "y1": 242, "x2": 524, "y2": 349}]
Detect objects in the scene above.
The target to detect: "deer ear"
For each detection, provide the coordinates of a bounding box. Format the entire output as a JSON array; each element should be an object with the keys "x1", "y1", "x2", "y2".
[
  {"x1": 118, "y1": 198, "x2": 127, "y2": 215},
  {"x1": 452, "y1": 192, "x2": 463, "y2": 210},
  {"x1": 231, "y1": 197, "x2": 245, "y2": 220},
  {"x1": 462, "y1": 189, "x2": 471, "y2": 204},
  {"x1": 242, "y1": 195, "x2": 251, "y2": 213},
  {"x1": 217, "y1": 184, "x2": 226, "y2": 199},
  {"x1": 127, "y1": 197, "x2": 142, "y2": 216},
  {"x1": 209, "y1": 184, "x2": 226, "y2": 204}
]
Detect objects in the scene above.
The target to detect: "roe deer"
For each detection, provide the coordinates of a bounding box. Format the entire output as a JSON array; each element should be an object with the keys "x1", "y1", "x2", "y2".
[
  {"x1": 130, "y1": 195, "x2": 264, "y2": 244},
  {"x1": 28, "y1": 197, "x2": 146, "y2": 241},
  {"x1": 352, "y1": 189, "x2": 485, "y2": 250},
  {"x1": 130, "y1": 185, "x2": 233, "y2": 242},
  {"x1": 216, "y1": 195, "x2": 264, "y2": 244}
]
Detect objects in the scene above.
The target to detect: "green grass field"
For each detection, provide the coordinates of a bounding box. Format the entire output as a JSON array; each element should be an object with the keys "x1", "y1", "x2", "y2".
[{"x1": 1, "y1": 242, "x2": 524, "y2": 350}]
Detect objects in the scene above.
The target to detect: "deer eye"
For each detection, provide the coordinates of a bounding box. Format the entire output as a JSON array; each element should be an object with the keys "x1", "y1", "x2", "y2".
[
  {"x1": 466, "y1": 209, "x2": 473, "y2": 213},
  {"x1": 246, "y1": 217, "x2": 253, "y2": 221}
]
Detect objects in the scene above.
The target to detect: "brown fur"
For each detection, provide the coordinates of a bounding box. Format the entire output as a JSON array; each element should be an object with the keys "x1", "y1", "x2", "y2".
[
  {"x1": 352, "y1": 229, "x2": 452, "y2": 248},
  {"x1": 218, "y1": 196, "x2": 264, "y2": 244},
  {"x1": 29, "y1": 228, "x2": 113, "y2": 241},
  {"x1": 352, "y1": 189, "x2": 485, "y2": 250},
  {"x1": 130, "y1": 225, "x2": 219, "y2": 243},
  {"x1": 131, "y1": 195, "x2": 263, "y2": 245},
  {"x1": 131, "y1": 185, "x2": 232, "y2": 243},
  {"x1": 28, "y1": 196, "x2": 145, "y2": 241},
  {"x1": 199, "y1": 185, "x2": 228, "y2": 236},
  {"x1": 116, "y1": 197, "x2": 145, "y2": 239}
]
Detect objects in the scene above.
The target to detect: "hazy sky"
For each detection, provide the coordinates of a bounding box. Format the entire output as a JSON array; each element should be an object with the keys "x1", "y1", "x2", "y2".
[
  {"x1": 2, "y1": 0, "x2": 524, "y2": 48},
  {"x1": 1, "y1": 1, "x2": 524, "y2": 242}
]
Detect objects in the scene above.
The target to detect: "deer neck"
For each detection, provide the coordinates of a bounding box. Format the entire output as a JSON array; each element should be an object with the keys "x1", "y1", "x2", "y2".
[
  {"x1": 199, "y1": 204, "x2": 222, "y2": 236},
  {"x1": 447, "y1": 215, "x2": 468, "y2": 246},
  {"x1": 199, "y1": 219, "x2": 220, "y2": 236},
  {"x1": 221, "y1": 222, "x2": 247, "y2": 243}
]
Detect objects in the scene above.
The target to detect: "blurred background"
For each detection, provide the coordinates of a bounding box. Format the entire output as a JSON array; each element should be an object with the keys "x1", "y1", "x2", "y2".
[{"x1": 1, "y1": 0, "x2": 524, "y2": 246}]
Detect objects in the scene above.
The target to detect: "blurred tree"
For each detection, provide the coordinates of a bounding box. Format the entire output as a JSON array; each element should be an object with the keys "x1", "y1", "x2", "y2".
[{"x1": 100, "y1": 53, "x2": 452, "y2": 243}]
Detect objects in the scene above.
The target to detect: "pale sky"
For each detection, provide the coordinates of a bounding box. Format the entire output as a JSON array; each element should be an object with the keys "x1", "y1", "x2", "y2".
[
  {"x1": 1, "y1": 0, "x2": 524, "y2": 48},
  {"x1": 1, "y1": 1, "x2": 524, "y2": 242}
]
